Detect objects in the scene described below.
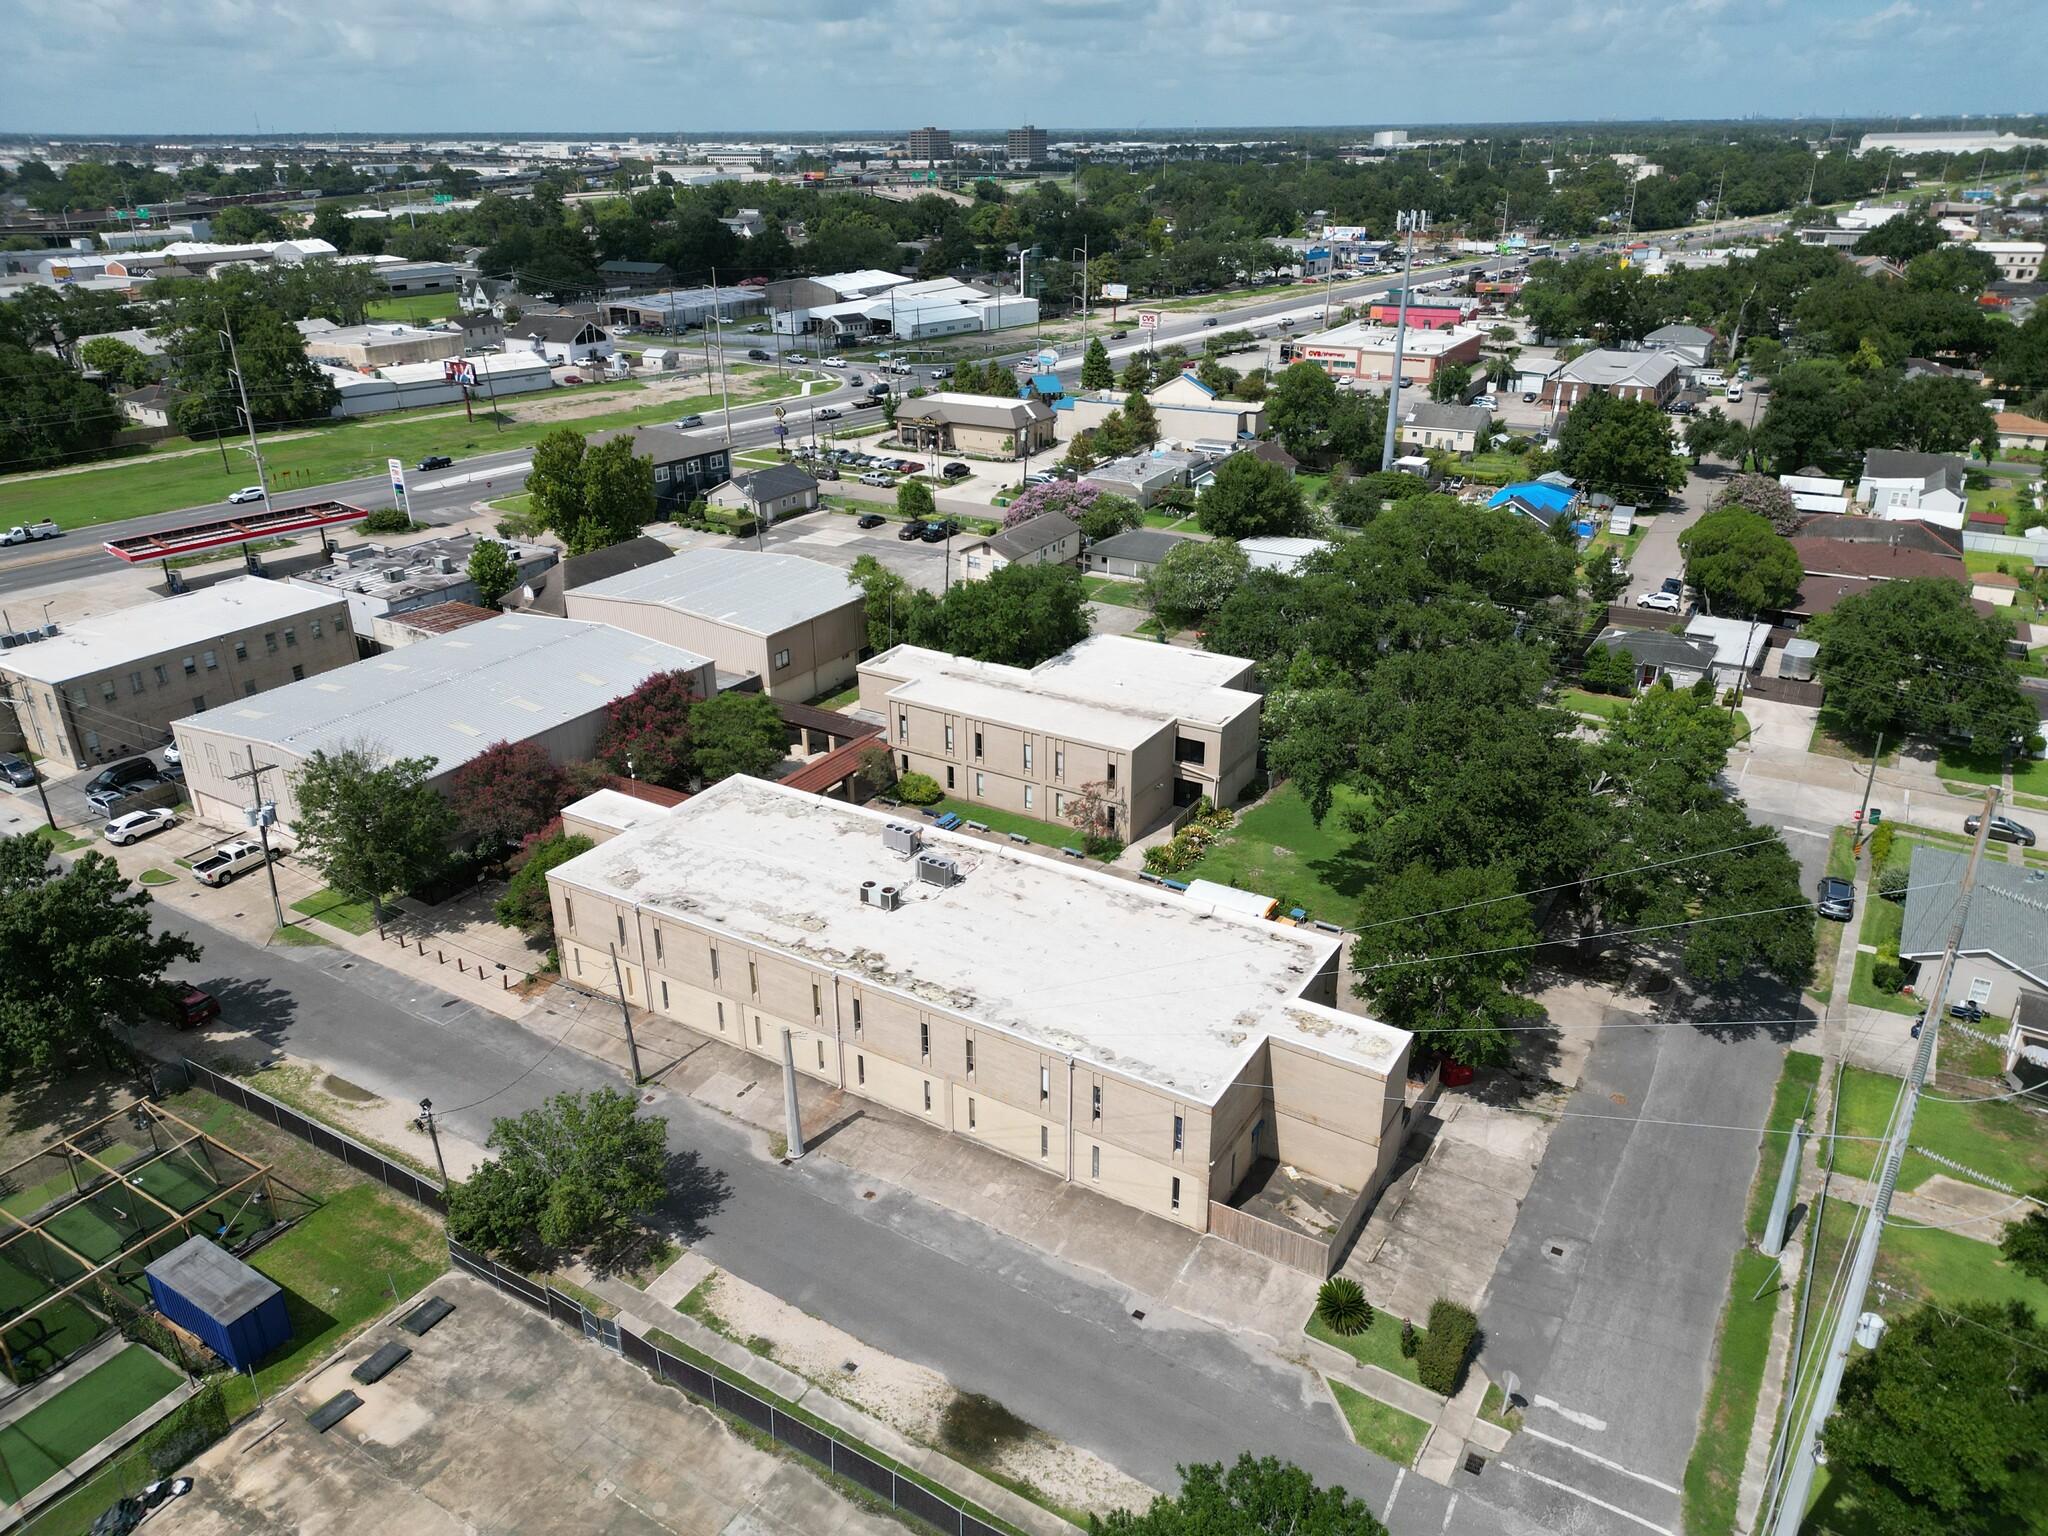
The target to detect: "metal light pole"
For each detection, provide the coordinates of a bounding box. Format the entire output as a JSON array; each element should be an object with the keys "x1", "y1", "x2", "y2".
[
  {"x1": 1378, "y1": 210, "x2": 1428, "y2": 471},
  {"x1": 779, "y1": 1028, "x2": 807, "y2": 1160},
  {"x1": 219, "y1": 314, "x2": 271, "y2": 513},
  {"x1": 225, "y1": 746, "x2": 286, "y2": 934},
  {"x1": 414, "y1": 1098, "x2": 450, "y2": 1186}
]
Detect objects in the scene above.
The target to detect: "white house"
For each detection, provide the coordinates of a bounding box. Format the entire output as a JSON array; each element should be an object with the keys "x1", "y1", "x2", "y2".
[
  {"x1": 1857, "y1": 450, "x2": 1969, "y2": 529},
  {"x1": 953, "y1": 511, "x2": 1081, "y2": 583},
  {"x1": 504, "y1": 316, "x2": 614, "y2": 365}
]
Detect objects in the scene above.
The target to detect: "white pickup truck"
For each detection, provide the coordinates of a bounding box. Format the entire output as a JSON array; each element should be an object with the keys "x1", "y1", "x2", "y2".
[
  {"x1": 191, "y1": 839, "x2": 278, "y2": 887},
  {"x1": 0, "y1": 522, "x2": 61, "y2": 545}
]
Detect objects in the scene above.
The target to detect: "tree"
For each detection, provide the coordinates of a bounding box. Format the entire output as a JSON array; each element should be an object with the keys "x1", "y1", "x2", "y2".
[
  {"x1": 77, "y1": 335, "x2": 158, "y2": 388},
  {"x1": 688, "y1": 691, "x2": 785, "y2": 784},
  {"x1": 1821, "y1": 1301, "x2": 2048, "y2": 1536},
  {"x1": 1682, "y1": 407, "x2": 1751, "y2": 468},
  {"x1": 1196, "y1": 452, "x2": 1310, "y2": 539},
  {"x1": 1075, "y1": 491, "x2": 1142, "y2": 543},
  {"x1": 1143, "y1": 538, "x2": 1250, "y2": 631},
  {"x1": 0, "y1": 344, "x2": 124, "y2": 470},
  {"x1": 850, "y1": 553, "x2": 915, "y2": 653},
  {"x1": 593, "y1": 670, "x2": 699, "y2": 788},
  {"x1": 1089, "y1": 1454, "x2": 1388, "y2": 1536},
  {"x1": 1265, "y1": 361, "x2": 1341, "y2": 461},
  {"x1": 895, "y1": 479, "x2": 936, "y2": 522},
  {"x1": 1348, "y1": 863, "x2": 1539, "y2": 1066},
  {"x1": 1710, "y1": 472, "x2": 1799, "y2": 535},
  {"x1": 1679, "y1": 507, "x2": 1802, "y2": 617},
  {"x1": 1852, "y1": 213, "x2": 1945, "y2": 264},
  {"x1": 495, "y1": 831, "x2": 593, "y2": 944},
  {"x1": 0, "y1": 838, "x2": 201, "y2": 1083},
  {"x1": 1119, "y1": 353, "x2": 1153, "y2": 392},
  {"x1": 920, "y1": 563, "x2": 1089, "y2": 667},
  {"x1": 1580, "y1": 639, "x2": 1638, "y2": 695},
  {"x1": 1123, "y1": 389, "x2": 1160, "y2": 448},
  {"x1": 525, "y1": 429, "x2": 654, "y2": 556},
  {"x1": 1556, "y1": 392, "x2": 1685, "y2": 500},
  {"x1": 1080, "y1": 336, "x2": 1115, "y2": 390},
  {"x1": 2001, "y1": 1189, "x2": 2048, "y2": 1284},
  {"x1": 1812, "y1": 578, "x2": 2035, "y2": 747},
  {"x1": 1993, "y1": 309, "x2": 2048, "y2": 395},
  {"x1": 466, "y1": 538, "x2": 520, "y2": 608},
  {"x1": 450, "y1": 740, "x2": 568, "y2": 853},
  {"x1": 1064, "y1": 782, "x2": 1117, "y2": 849},
  {"x1": 290, "y1": 747, "x2": 455, "y2": 922},
  {"x1": 159, "y1": 298, "x2": 337, "y2": 438},
  {"x1": 446, "y1": 1089, "x2": 671, "y2": 1263},
  {"x1": 1428, "y1": 361, "x2": 1473, "y2": 404}
]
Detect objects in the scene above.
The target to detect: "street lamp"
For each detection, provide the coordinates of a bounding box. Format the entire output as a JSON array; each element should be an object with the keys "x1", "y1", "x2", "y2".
[{"x1": 413, "y1": 1098, "x2": 449, "y2": 1186}]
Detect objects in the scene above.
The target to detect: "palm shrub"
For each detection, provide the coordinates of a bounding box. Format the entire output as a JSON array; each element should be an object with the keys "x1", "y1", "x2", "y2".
[
  {"x1": 1315, "y1": 1276, "x2": 1372, "y2": 1336},
  {"x1": 1416, "y1": 1299, "x2": 1479, "y2": 1395}
]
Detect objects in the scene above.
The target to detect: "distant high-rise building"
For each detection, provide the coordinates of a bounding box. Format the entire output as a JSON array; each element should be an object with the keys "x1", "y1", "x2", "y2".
[
  {"x1": 1371, "y1": 130, "x2": 1409, "y2": 149},
  {"x1": 1006, "y1": 125, "x2": 1049, "y2": 163},
  {"x1": 907, "y1": 127, "x2": 952, "y2": 165}
]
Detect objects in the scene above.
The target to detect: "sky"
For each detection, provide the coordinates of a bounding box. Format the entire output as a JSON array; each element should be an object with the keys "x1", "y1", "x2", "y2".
[{"x1": 2, "y1": 0, "x2": 2037, "y2": 137}]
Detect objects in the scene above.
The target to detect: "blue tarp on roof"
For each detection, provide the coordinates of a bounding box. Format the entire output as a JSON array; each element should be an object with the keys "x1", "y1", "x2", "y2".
[{"x1": 1489, "y1": 481, "x2": 1578, "y2": 514}]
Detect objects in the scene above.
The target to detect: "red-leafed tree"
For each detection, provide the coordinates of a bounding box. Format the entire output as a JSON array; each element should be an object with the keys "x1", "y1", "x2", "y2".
[
  {"x1": 593, "y1": 670, "x2": 700, "y2": 789},
  {"x1": 449, "y1": 739, "x2": 571, "y2": 853}
]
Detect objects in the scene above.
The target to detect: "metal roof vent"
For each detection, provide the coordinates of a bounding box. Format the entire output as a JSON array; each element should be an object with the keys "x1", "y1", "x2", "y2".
[
  {"x1": 915, "y1": 852, "x2": 960, "y2": 888},
  {"x1": 883, "y1": 821, "x2": 922, "y2": 855}
]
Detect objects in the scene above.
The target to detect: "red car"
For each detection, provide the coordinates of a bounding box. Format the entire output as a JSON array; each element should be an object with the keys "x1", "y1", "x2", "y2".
[
  {"x1": 561, "y1": 373, "x2": 583, "y2": 385},
  {"x1": 166, "y1": 982, "x2": 221, "y2": 1030}
]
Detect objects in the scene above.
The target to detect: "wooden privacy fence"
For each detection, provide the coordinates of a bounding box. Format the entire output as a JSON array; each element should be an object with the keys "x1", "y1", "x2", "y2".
[{"x1": 1206, "y1": 1201, "x2": 1335, "y2": 1277}]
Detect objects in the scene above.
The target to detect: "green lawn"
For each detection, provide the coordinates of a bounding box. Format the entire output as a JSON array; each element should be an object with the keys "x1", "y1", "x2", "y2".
[
  {"x1": 0, "y1": 1344, "x2": 183, "y2": 1502},
  {"x1": 927, "y1": 797, "x2": 1085, "y2": 852},
  {"x1": 1082, "y1": 575, "x2": 1147, "y2": 609},
  {"x1": 271, "y1": 924, "x2": 330, "y2": 946},
  {"x1": 30, "y1": 825, "x2": 90, "y2": 853},
  {"x1": 1179, "y1": 781, "x2": 1376, "y2": 930},
  {"x1": 1846, "y1": 882, "x2": 1918, "y2": 1014},
  {"x1": 1809, "y1": 711, "x2": 1897, "y2": 766},
  {"x1": 140, "y1": 868, "x2": 177, "y2": 885},
  {"x1": 291, "y1": 887, "x2": 377, "y2": 935},
  {"x1": 0, "y1": 379, "x2": 801, "y2": 532},
  {"x1": 1682, "y1": 1248, "x2": 1784, "y2": 1536},
  {"x1": 1830, "y1": 1064, "x2": 2048, "y2": 1195},
  {"x1": 366, "y1": 292, "x2": 464, "y2": 324},
  {"x1": 1306, "y1": 1310, "x2": 1427, "y2": 1388},
  {"x1": 1937, "y1": 743, "x2": 2011, "y2": 787},
  {"x1": 1328, "y1": 1381, "x2": 1430, "y2": 1467},
  {"x1": 1559, "y1": 687, "x2": 1628, "y2": 721},
  {"x1": 1877, "y1": 1218, "x2": 2048, "y2": 1315},
  {"x1": 1827, "y1": 826, "x2": 1857, "y2": 881},
  {"x1": 1141, "y1": 509, "x2": 1198, "y2": 529}
]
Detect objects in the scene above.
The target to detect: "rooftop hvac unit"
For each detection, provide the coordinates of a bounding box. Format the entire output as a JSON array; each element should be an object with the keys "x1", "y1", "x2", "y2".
[
  {"x1": 915, "y1": 852, "x2": 960, "y2": 888},
  {"x1": 859, "y1": 880, "x2": 903, "y2": 912},
  {"x1": 882, "y1": 821, "x2": 922, "y2": 855},
  {"x1": 435, "y1": 555, "x2": 456, "y2": 575},
  {"x1": 39, "y1": 623, "x2": 56, "y2": 637},
  {"x1": 384, "y1": 567, "x2": 410, "y2": 584}
]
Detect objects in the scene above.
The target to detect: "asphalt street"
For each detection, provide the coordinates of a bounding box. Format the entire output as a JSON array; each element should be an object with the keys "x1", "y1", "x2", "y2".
[{"x1": 144, "y1": 900, "x2": 1578, "y2": 1536}]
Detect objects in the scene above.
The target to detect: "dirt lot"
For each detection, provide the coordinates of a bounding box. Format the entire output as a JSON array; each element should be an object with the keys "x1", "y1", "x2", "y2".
[{"x1": 157, "y1": 1272, "x2": 908, "y2": 1536}]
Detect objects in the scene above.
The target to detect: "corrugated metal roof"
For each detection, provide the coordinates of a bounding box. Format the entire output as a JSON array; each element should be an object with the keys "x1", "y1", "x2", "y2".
[
  {"x1": 570, "y1": 548, "x2": 859, "y2": 636},
  {"x1": 179, "y1": 615, "x2": 710, "y2": 776}
]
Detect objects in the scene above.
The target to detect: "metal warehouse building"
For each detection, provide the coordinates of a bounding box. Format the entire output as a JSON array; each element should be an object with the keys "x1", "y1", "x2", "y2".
[{"x1": 172, "y1": 614, "x2": 713, "y2": 829}]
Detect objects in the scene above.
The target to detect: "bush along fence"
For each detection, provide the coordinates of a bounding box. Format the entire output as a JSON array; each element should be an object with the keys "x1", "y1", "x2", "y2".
[
  {"x1": 448, "y1": 1239, "x2": 1017, "y2": 1536},
  {"x1": 173, "y1": 1058, "x2": 447, "y2": 1215}
]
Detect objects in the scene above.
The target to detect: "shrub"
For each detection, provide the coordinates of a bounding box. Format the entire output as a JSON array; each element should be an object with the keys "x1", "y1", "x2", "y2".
[
  {"x1": 1399, "y1": 1319, "x2": 1419, "y2": 1359},
  {"x1": 359, "y1": 507, "x2": 418, "y2": 534},
  {"x1": 1415, "y1": 1299, "x2": 1478, "y2": 1395},
  {"x1": 1877, "y1": 865, "x2": 1911, "y2": 902},
  {"x1": 895, "y1": 771, "x2": 943, "y2": 805},
  {"x1": 1315, "y1": 1276, "x2": 1372, "y2": 1336},
  {"x1": 144, "y1": 1380, "x2": 230, "y2": 1473},
  {"x1": 1868, "y1": 821, "x2": 1894, "y2": 871},
  {"x1": 1872, "y1": 955, "x2": 1905, "y2": 993}
]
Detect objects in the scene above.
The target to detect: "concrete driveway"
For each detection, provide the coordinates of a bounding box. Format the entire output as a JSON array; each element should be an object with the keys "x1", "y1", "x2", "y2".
[{"x1": 1626, "y1": 467, "x2": 1725, "y2": 603}]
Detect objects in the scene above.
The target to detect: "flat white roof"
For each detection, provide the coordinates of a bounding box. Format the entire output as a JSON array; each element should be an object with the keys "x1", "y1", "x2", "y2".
[
  {"x1": 1292, "y1": 321, "x2": 1484, "y2": 357},
  {"x1": 553, "y1": 777, "x2": 1408, "y2": 1100},
  {"x1": 0, "y1": 578, "x2": 340, "y2": 684},
  {"x1": 562, "y1": 787, "x2": 680, "y2": 836},
  {"x1": 570, "y1": 547, "x2": 859, "y2": 635}
]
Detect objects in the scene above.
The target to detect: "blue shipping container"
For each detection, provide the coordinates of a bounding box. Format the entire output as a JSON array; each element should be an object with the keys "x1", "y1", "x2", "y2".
[{"x1": 145, "y1": 1236, "x2": 291, "y2": 1372}]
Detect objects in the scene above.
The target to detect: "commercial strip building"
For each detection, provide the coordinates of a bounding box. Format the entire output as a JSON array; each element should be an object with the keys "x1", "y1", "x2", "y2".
[
  {"x1": 1284, "y1": 321, "x2": 1486, "y2": 387},
  {"x1": 858, "y1": 635, "x2": 1262, "y2": 837},
  {"x1": 289, "y1": 533, "x2": 557, "y2": 640},
  {"x1": 173, "y1": 615, "x2": 713, "y2": 829},
  {"x1": 302, "y1": 324, "x2": 467, "y2": 369},
  {"x1": 764, "y1": 271, "x2": 1036, "y2": 342},
  {"x1": 566, "y1": 547, "x2": 864, "y2": 700},
  {"x1": 1062, "y1": 372, "x2": 1265, "y2": 447},
  {"x1": 319, "y1": 351, "x2": 553, "y2": 416},
  {"x1": 546, "y1": 776, "x2": 1413, "y2": 1256},
  {"x1": 0, "y1": 578, "x2": 355, "y2": 769},
  {"x1": 1543, "y1": 349, "x2": 1682, "y2": 408},
  {"x1": 894, "y1": 393, "x2": 1056, "y2": 459}
]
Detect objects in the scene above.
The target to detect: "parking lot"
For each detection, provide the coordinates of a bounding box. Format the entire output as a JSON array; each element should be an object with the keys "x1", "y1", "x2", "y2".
[
  {"x1": 159, "y1": 1272, "x2": 904, "y2": 1536},
  {"x1": 667, "y1": 508, "x2": 958, "y2": 591}
]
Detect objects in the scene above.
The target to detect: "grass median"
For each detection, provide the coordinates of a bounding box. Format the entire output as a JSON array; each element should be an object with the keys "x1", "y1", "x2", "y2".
[{"x1": 1328, "y1": 1380, "x2": 1430, "y2": 1466}]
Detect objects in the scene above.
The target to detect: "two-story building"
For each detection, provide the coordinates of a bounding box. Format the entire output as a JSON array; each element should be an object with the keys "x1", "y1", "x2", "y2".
[
  {"x1": 588, "y1": 424, "x2": 732, "y2": 518},
  {"x1": 546, "y1": 776, "x2": 1413, "y2": 1264},
  {"x1": 857, "y1": 635, "x2": 1262, "y2": 837}
]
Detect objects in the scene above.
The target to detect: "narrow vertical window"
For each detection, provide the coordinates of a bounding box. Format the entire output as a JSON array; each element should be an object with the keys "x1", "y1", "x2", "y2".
[
  {"x1": 755, "y1": 1016, "x2": 763, "y2": 1045},
  {"x1": 653, "y1": 926, "x2": 663, "y2": 960},
  {"x1": 660, "y1": 980, "x2": 669, "y2": 1009},
  {"x1": 1040, "y1": 1065, "x2": 1050, "y2": 1106},
  {"x1": 945, "y1": 724, "x2": 954, "y2": 752},
  {"x1": 1022, "y1": 743, "x2": 1033, "y2": 772},
  {"x1": 1092, "y1": 1085, "x2": 1101, "y2": 1124},
  {"x1": 853, "y1": 998, "x2": 863, "y2": 1037},
  {"x1": 717, "y1": 1001, "x2": 725, "y2": 1029},
  {"x1": 812, "y1": 983, "x2": 821, "y2": 1017},
  {"x1": 565, "y1": 898, "x2": 575, "y2": 931},
  {"x1": 710, "y1": 946, "x2": 720, "y2": 980},
  {"x1": 1040, "y1": 1126, "x2": 1050, "y2": 1158},
  {"x1": 923, "y1": 1081, "x2": 933, "y2": 1112},
  {"x1": 968, "y1": 1098, "x2": 977, "y2": 1128},
  {"x1": 617, "y1": 913, "x2": 626, "y2": 945},
  {"x1": 1091, "y1": 1146, "x2": 1100, "y2": 1180},
  {"x1": 1173, "y1": 1114, "x2": 1184, "y2": 1152},
  {"x1": 1171, "y1": 1177, "x2": 1181, "y2": 1211},
  {"x1": 817, "y1": 1041, "x2": 825, "y2": 1070},
  {"x1": 965, "y1": 1038, "x2": 975, "y2": 1076},
  {"x1": 749, "y1": 961, "x2": 758, "y2": 995},
  {"x1": 857, "y1": 1054, "x2": 866, "y2": 1084},
  {"x1": 1023, "y1": 785, "x2": 1034, "y2": 811},
  {"x1": 574, "y1": 950, "x2": 582, "y2": 975},
  {"x1": 920, "y1": 1021, "x2": 930, "y2": 1059}
]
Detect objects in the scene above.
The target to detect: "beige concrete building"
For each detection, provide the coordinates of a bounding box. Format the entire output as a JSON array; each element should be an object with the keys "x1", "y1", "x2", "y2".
[
  {"x1": 858, "y1": 636, "x2": 1261, "y2": 839},
  {"x1": 172, "y1": 615, "x2": 712, "y2": 829},
  {"x1": 894, "y1": 393, "x2": 1056, "y2": 459},
  {"x1": 565, "y1": 548, "x2": 864, "y2": 700},
  {"x1": 301, "y1": 323, "x2": 466, "y2": 369},
  {"x1": 0, "y1": 578, "x2": 354, "y2": 769},
  {"x1": 548, "y1": 777, "x2": 1412, "y2": 1261}
]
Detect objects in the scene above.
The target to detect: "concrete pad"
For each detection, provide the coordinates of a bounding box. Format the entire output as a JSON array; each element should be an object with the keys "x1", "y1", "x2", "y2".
[
  {"x1": 1166, "y1": 1237, "x2": 1322, "y2": 1346},
  {"x1": 645, "y1": 1248, "x2": 716, "y2": 1309},
  {"x1": 1041, "y1": 1186, "x2": 1201, "y2": 1300}
]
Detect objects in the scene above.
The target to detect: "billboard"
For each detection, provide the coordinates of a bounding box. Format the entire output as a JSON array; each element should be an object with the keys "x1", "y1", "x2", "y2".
[
  {"x1": 388, "y1": 458, "x2": 409, "y2": 507},
  {"x1": 443, "y1": 359, "x2": 478, "y2": 386},
  {"x1": 1100, "y1": 282, "x2": 1130, "y2": 301},
  {"x1": 1137, "y1": 311, "x2": 1161, "y2": 332}
]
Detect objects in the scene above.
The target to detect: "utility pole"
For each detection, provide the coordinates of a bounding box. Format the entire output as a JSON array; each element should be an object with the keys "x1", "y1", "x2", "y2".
[
  {"x1": 413, "y1": 1098, "x2": 450, "y2": 1186},
  {"x1": 607, "y1": 942, "x2": 645, "y2": 1086},
  {"x1": 225, "y1": 746, "x2": 286, "y2": 934},
  {"x1": 220, "y1": 313, "x2": 271, "y2": 513},
  {"x1": 710, "y1": 267, "x2": 735, "y2": 450},
  {"x1": 1766, "y1": 788, "x2": 2002, "y2": 1536},
  {"x1": 1852, "y1": 731, "x2": 1886, "y2": 851},
  {"x1": 779, "y1": 1028, "x2": 806, "y2": 1159},
  {"x1": 0, "y1": 690, "x2": 62, "y2": 830},
  {"x1": 1378, "y1": 209, "x2": 1427, "y2": 471}
]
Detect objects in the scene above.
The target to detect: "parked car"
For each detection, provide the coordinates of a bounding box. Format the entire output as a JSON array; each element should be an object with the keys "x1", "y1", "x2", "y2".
[
  {"x1": 1965, "y1": 813, "x2": 2037, "y2": 846},
  {"x1": 88, "y1": 776, "x2": 169, "y2": 815},
  {"x1": 191, "y1": 839, "x2": 277, "y2": 887},
  {"x1": 1661, "y1": 577, "x2": 1684, "y2": 596},
  {"x1": 561, "y1": 374, "x2": 582, "y2": 385},
  {"x1": 1522, "y1": 391, "x2": 1538, "y2": 402},
  {"x1": 858, "y1": 471, "x2": 894, "y2": 486},
  {"x1": 855, "y1": 513, "x2": 886, "y2": 529},
  {"x1": 1815, "y1": 876, "x2": 1855, "y2": 922},
  {"x1": 918, "y1": 523, "x2": 950, "y2": 543},
  {"x1": 162, "y1": 743, "x2": 180, "y2": 765},
  {"x1": 898, "y1": 521, "x2": 929, "y2": 540},
  {"x1": 942, "y1": 462, "x2": 970, "y2": 480},
  {"x1": 226, "y1": 486, "x2": 265, "y2": 505},
  {"x1": 416, "y1": 455, "x2": 453, "y2": 471},
  {"x1": 0, "y1": 521, "x2": 61, "y2": 545},
  {"x1": 0, "y1": 753, "x2": 36, "y2": 788},
  {"x1": 813, "y1": 464, "x2": 840, "y2": 480},
  {"x1": 105, "y1": 808, "x2": 177, "y2": 845},
  {"x1": 86, "y1": 758, "x2": 157, "y2": 796},
  {"x1": 161, "y1": 982, "x2": 220, "y2": 1030},
  {"x1": 1636, "y1": 590, "x2": 1682, "y2": 612}
]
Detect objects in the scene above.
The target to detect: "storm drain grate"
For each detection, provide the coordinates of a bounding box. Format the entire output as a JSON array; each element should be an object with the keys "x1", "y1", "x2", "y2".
[{"x1": 1464, "y1": 1452, "x2": 1487, "y2": 1476}]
